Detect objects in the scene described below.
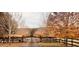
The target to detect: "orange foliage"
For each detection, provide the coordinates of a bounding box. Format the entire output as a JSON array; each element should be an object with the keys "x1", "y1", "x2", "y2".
[{"x1": 47, "y1": 12, "x2": 79, "y2": 38}]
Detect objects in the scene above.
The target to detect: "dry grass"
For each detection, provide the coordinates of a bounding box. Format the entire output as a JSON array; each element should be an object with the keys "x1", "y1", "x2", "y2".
[
  {"x1": 0, "y1": 42, "x2": 32, "y2": 47},
  {"x1": 0, "y1": 42, "x2": 65, "y2": 47},
  {"x1": 37, "y1": 43, "x2": 65, "y2": 47}
]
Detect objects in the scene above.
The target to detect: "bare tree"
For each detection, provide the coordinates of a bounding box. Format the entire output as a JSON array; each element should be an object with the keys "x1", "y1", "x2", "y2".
[
  {"x1": 0, "y1": 12, "x2": 18, "y2": 39},
  {"x1": 47, "y1": 12, "x2": 79, "y2": 38}
]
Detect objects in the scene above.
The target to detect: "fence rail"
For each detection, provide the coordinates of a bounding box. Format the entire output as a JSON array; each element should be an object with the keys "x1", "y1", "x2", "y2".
[
  {"x1": 60, "y1": 38, "x2": 79, "y2": 47},
  {"x1": 0, "y1": 35, "x2": 79, "y2": 47}
]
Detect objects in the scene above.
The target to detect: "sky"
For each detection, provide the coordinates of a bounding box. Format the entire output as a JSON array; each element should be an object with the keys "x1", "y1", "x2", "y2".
[{"x1": 11, "y1": 12, "x2": 50, "y2": 28}]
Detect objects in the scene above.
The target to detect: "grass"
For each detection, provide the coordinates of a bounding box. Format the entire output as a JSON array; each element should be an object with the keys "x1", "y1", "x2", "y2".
[
  {"x1": 37, "y1": 42, "x2": 65, "y2": 47},
  {"x1": 0, "y1": 42, "x2": 65, "y2": 47}
]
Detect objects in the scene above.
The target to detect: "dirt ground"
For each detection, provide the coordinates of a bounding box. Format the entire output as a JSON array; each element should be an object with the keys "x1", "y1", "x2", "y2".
[{"x1": 0, "y1": 42, "x2": 65, "y2": 47}]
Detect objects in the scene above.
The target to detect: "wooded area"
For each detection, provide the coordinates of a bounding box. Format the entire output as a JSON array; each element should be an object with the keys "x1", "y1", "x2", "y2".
[
  {"x1": 0, "y1": 12, "x2": 79, "y2": 47},
  {"x1": 47, "y1": 12, "x2": 79, "y2": 38}
]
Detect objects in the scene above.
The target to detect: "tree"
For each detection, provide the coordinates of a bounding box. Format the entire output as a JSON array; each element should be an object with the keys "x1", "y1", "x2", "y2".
[
  {"x1": 47, "y1": 12, "x2": 79, "y2": 38},
  {"x1": 30, "y1": 29, "x2": 36, "y2": 37},
  {"x1": 0, "y1": 12, "x2": 18, "y2": 35}
]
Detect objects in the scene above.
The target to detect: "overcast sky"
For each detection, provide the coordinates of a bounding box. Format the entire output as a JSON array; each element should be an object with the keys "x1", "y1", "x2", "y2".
[{"x1": 11, "y1": 12, "x2": 50, "y2": 28}]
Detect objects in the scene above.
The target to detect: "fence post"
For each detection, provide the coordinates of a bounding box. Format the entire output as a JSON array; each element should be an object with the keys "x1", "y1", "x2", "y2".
[
  {"x1": 59, "y1": 39, "x2": 60, "y2": 43},
  {"x1": 71, "y1": 39, "x2": 73, "y2": 47},
  {"x1": 40, "y1": 36, "x2": 42, "y2": 42},
  {"x1": 11, "y1": 37, "x2": 13, "y2": 43},
  {"x1": 50, "y1": 37, "x2": 51, "y2": 42},
  {"x1": 22, "y1": 37, "x2": 24, "y2": 42},
  {"x1": 65, "y1": 38, "x2": 68, "y2": 46}
]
